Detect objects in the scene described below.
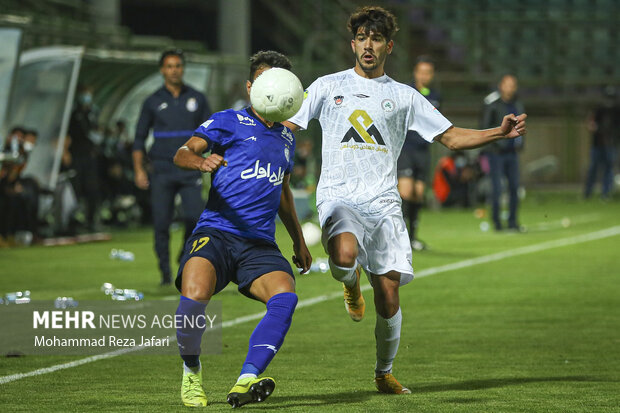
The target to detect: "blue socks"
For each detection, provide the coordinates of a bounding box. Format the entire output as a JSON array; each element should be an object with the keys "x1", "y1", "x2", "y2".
[
  {"x1": 240, "y1": 292, "x2": 298, "y2": 376},
  {"x1": 176, "y1": 292, "x2": 298, "y2": 375},
  {"x1": 176, "y1": 295, "x2": 207, "y2": 368}
]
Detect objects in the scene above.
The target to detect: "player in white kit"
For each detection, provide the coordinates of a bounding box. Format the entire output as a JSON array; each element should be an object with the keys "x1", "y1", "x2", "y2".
[{"x1": 285, "y1": 6, "x2": 527, "y2": 394}]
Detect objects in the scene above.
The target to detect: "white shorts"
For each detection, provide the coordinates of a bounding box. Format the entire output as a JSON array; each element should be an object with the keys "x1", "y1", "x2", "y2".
[{"x1": 317, "y1": 200, "x2": 414, "y2": 286}]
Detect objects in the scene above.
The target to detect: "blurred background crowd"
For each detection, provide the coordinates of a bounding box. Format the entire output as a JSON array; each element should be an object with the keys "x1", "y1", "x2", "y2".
[{"x1": 0, "y1": 0, "x2": 618, "y2": 247}]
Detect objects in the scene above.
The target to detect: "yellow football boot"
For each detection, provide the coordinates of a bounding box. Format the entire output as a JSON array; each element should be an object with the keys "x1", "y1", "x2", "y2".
[
  {"x1": 227, "y1": 376, "x2": 276, "y2": 408},
  {"x1": 343, "y1": 265, "x2": 365, "y2": 321},
  {"x1": 181, "y1": 368, "x2": 207, "y2": 407},
  {"x1": 375, "y1": 373, "x2": 411, "y2": 394}
]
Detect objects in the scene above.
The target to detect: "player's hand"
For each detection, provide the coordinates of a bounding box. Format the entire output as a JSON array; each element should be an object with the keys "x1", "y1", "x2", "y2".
[
  {"x1": 292, "y1": 242, "x2": 312, "y2": 274},
  {"x1": 199, "y1": 154, "x2": 227, "y2": 173},
  {"x1": 134, "y1": 168, "x2": 149, "y2": 190},
  {"x1": 501, "y1": 113, "x2": 527, "y2": 139}
]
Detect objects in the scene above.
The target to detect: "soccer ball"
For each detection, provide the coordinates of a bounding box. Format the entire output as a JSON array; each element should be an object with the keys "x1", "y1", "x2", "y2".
[
  {"x1": 250, "y1": 67, "x2": 304, "y2": 122},
  {"x1": 301, "y1": 222, "x2": 322, "y2": 246}
]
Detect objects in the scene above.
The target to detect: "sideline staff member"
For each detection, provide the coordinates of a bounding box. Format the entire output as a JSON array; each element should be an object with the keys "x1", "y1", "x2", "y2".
[
  {"x1": 480, "y1": 74, "x2": 524, "y2": 231},
  {"x1": 133, "y1": 49, "x2": 211, "y2": 285},
  {"x1": 397, "y1": 55, "x2": 440, "y2": 251}
]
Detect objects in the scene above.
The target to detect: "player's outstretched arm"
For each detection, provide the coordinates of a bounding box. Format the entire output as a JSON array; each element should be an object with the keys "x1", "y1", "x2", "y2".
[
  {"x1": 173, "y1": 136, "x2": 227, "y2": 173},
  {"x1": 278, "y1": 174, "x2": 312, "y2": 273},
  {"x1": 436, "y1": 113, "x2": 527, "y2": 150}
]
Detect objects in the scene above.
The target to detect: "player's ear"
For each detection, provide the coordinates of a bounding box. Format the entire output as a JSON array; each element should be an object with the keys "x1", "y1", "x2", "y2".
[
  {"x1": 386, "y1": 40, "x2": 394, "y2": 55},
  {"x1": 351, "y1": 39, "x2": 356, "y2": 54},
  {"x1": 246, "y1": 80, "x2": 252, "y2": 98}
]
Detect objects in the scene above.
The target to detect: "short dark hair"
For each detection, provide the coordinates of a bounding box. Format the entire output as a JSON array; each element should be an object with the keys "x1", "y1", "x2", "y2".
[
  {"x1": 415, "y1": 55, "x2": 435, "y2": 68},
  {"x1": 347, "y1": 6, "x2": 399, "y2": 41},
  {"x1": 248, "y1": 50, "x2": 292, "y2": 81},
  {"x1": 159, "y1": 49, "x2": 185, "y2": 67}
]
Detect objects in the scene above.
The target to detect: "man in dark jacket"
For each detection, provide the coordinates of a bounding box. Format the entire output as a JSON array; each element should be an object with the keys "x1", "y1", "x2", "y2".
[
  {"x1": 480, "y1": 74, "x2": 525, "y2": 231},
  {"x1": 132, "y1": 49, "x2": 211, "y2": 285},
  {"x1": 584, "y1": 86, "x2": 619, "y2": 199}
]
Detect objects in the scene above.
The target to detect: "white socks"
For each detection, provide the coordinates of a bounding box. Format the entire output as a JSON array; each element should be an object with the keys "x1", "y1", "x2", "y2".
[
  {"x1": 375, "y1": 308, "x2": 402, "y2": 375},
  {"x1": 184, "y1": 361, "x2": 201, "y2": 374},
  {"x1": 237, "y1": 373, "x2": 257, "y2": 382},
  {"x1": 329, "y1": 258, "x2": 357, "y2": 288}
]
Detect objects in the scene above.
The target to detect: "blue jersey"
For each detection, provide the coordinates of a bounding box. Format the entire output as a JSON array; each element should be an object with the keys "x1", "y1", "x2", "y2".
[{"x1": 192, "y1": 107, "x2": 295, "y2": 242}]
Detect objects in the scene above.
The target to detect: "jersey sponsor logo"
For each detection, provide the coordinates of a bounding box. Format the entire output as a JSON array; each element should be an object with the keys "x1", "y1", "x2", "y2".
[
  {"x1": 353, "y1": 93, "x2": 370, "y2": 98},
  {"x1": 341, "y1": 109, "x2": 386, "y2": 146},
  {"x1": 200, "y1": 119, "x2": 214, "y2": 128},
  {"x1": 333, "y1": 95, "x2": 344, "y2": 105},
  {"x1": 281, "y1": 128, "x2": 293, "y2": 144},
  {"x1": 244, "y1": 136, "x2": 257, "y2": 142},
  {"x1": 240, "y1": 160, "x2": 285, "y2": 186},
  {"x1": 236, "y1": 113, "x2": 256, "y2": 126},
  {"x1": 157, "y1": 102, "x2": 168, "y2": 111},
  {"x1": 186, "y1": 97, "x2": 198, "y2": 112},
  {"x1": 381, "y1": 99, "x2": 395, "y2": 112}
]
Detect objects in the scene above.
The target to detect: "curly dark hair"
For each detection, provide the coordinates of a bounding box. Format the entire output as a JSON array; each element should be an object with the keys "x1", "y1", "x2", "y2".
[
  {"x1": 248, "y1": 50, "x2": 292, "y2": 81},
  {"x1": 347, "y1": 6, "x2": 399, "y2": 41}
]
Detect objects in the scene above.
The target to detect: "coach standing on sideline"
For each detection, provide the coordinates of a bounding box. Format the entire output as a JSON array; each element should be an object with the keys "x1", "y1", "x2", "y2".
[
  {"x1": 133, "y1": 49, "x2": 211, "y2": 285},
  {"x1": 480, "y1": 74, "x2": 525, "y2": 232}
]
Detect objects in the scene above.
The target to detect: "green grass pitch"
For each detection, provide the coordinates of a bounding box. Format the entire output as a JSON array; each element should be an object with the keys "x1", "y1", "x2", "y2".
[{"x1": 0, "y1": 191, "x2": 619, "y2": 412}]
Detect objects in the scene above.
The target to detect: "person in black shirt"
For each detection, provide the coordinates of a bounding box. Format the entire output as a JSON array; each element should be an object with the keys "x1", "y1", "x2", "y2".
[
  {"x1": 584, "y1": 86, "x2": 619, "y2": 199},
  {"x1": 132, "y1": 49, "x2": 211, "y2": 285},
  {"x1": 480, "y1": 74, "x2": 525, "y2": 231},
  {"x1": 68, "y1": 85, "x2": 100, "y2": 232},
  {"x1": 0, "y1": 128, "x2": 39, "y2": 245},
  {"x1": 397, "y1": 56, "x2": 440, "y2": 251}
]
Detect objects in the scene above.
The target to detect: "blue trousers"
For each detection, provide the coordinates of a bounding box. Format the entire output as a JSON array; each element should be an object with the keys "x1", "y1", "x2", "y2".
[
  {"x1": 150, "y1": 160, "x2": 204, "y2": 282},
  {"x1": 584, "y1": 146, "x2": 616, "y2": 198},
  {"x1": 489, "y1": 152, "x2": 519, "y2": 229}
]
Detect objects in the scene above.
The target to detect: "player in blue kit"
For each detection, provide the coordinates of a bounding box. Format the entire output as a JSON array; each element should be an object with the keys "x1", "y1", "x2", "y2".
[{"x1": 172, "y1": 51, "x2": 312, "y2": 408}]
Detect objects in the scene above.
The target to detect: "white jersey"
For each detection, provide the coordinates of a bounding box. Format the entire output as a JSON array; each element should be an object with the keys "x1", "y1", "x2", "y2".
[{"x1": 289, "y1": 68, "x2": 452, "y2": 215}]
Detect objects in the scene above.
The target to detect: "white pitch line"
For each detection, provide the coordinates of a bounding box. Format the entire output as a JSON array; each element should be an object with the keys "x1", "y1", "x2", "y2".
[
  {"x1": 2, "y1": 225, "x2": 619, "y2": 385},
  {"x1": 410, "y1": 225, "x2": 620, "y2": 279}
]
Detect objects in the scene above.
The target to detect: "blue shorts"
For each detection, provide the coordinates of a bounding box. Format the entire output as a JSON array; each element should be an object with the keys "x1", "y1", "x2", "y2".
[{"x1": 175, "y1": 227, "x2": 294, "y2": 299}]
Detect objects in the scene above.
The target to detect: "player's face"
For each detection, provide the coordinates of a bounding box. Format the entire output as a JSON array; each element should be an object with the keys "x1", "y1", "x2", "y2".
[
  {"x1": 160, "y1": 55, "x2": 184, "y2": 86},
  {"x1": 351, "y1": 27, "x2": 393, "y2": 78},
  {"x1": 246, "y1": 65, "x2": 271, "y2": 98},
  {"x1": 414, "y1": 62, "x2": 434, "y2": 88},
  {"x1": 247, "y1": 65, "x2": 274, "y2": 126}
]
